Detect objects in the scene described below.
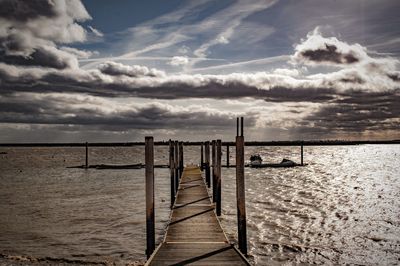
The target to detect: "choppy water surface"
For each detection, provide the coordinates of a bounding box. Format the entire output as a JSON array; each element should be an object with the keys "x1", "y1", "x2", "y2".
[{"x1": 0, "y1": 145, "x2": 399, "y2": 265}]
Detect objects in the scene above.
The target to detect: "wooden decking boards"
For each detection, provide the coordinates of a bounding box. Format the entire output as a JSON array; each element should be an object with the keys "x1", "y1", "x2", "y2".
[{"x1": 146, "y1": 166, "x2": 249, "y2": 265}]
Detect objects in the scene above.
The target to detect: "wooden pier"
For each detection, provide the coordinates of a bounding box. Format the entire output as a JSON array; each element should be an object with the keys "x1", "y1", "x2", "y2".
[{"x1": 146, "y1": 165, "x2": 249, "y2": 265}]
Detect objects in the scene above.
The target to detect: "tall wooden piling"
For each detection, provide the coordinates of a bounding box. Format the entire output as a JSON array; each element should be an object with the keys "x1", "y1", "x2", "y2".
[
  {"x1": 179, "y1": 142, "x2": 184, "y2": 178},
  {"x1": 205, "y1": 141, "x2": 211, "y2": 187},
  {"x1": 212, "y1": 140, "x2": 216, "y2": 202},
  {"x1": 85, "y1": 142, "x2": 88, "y2": 168},
  {"x1": 216, "y1": 139, "x2": 222, "y2": 216},
  {"x1": 301, "y1": 142, "x2": 304, "y2": 166},
  {"x1": 169, "y1": 140, "x2": 175, "y2": 208},
  {"x1": 226, "y1": 144, "x2": 230, "y2": 167},
  {"x1": 200, "y1": 142, "x2": 204, "y2": 171},
  {"x1": 145, "y1": 137, "x2": 155, "y2": 258},
  {"x1": 236, "y1": 117, "x2": 247, "y2": 255},
  {"x1": 174, "y1": 141, "x2": 179, "y2": 193}
]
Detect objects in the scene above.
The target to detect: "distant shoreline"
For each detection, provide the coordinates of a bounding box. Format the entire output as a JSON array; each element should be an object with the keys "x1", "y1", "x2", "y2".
[{"x1": 0, "y1": 140, "x2": 399, "y2": 147}]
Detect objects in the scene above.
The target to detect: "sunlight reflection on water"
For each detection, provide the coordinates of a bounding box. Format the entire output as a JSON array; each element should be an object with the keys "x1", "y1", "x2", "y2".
[{"x1": 0, "y1": 145, "x2": 399, "y2": 265}]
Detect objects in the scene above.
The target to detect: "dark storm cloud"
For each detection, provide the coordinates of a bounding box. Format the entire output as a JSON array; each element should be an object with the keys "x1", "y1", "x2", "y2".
[
  {"x1": 298, "y1": 89, "x2": 400, "y2": 134},
  {"x1": 0, "y1": 93, "x2": 257, "y2": 130},
  {"x1": 0, "y1": 0, "x2": 57, "y2": 21},
  {"x1": 0, "y1": 47, "x2": 75, "y2": 69},
  {"x1": 300, "y1": 44, "x2": 359, "y2": 65}
]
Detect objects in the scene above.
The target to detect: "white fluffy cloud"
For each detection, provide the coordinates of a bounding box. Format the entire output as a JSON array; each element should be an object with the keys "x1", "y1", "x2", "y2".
[{"x1": 169, "y1": 56, "x2": 189, "y2": 66}]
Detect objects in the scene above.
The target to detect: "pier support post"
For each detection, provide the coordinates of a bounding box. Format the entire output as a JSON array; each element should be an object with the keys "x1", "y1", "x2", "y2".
[
  {"x1": 85, "y1": 142, "x2": 88, "y2": 168},
  {"x1": 212, "y1": 140, "x2": 216, "y2": 202},
  {"x1": 200, "y1": 142, "x2": 204, "y2": 171},
  {"x1": 216, "y1": 139, "x2": 222, "y2": 216},
  {"x1": 179, "y1": 142, "x2": 184, "y2": 178},
  {"x1": 169, "y1": 140, "x2": 175, "y2": 208},
  {"x1": 236, "y1": 117, "x2": 247, "y2": 255},
  {"x1": 226, "y1": 144, "x2": 229, "y2": 168},
  {"x1": 301, "y1": 142, "x2": 304, "y2": 166},
  {"x1": 145, "y1": 136, "x2": 155, "y2": 258},
  {"x1": 205, "y1": 141, "x2": 211, "y2": 187},
  {"x1": 174, "y1": 141, "x2": 179, "y2": 193}
]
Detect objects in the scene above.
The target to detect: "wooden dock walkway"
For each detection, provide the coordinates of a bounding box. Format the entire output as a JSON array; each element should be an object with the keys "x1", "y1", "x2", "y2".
[{"x1": 146, "y1": 165, "x2": 250, "y2": 265}]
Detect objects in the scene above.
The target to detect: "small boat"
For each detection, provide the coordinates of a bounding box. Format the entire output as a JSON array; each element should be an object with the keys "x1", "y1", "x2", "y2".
[
  {"x1": 249, "y1": 158, "x2": 302, "y2": 168},
  {"x1": 250, "y1": 154, "x2": 263, "y2": 166}
]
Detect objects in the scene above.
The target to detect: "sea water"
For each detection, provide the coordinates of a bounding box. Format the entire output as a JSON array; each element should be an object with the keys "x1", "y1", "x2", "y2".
[{"x1": 0, "y1": 145, "x2": 399, "y2": 265}]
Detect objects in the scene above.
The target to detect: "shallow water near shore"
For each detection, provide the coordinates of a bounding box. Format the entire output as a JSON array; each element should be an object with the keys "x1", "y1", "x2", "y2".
[{"x1": 0, "y1": 145, "x2": 399, "y2": 265}]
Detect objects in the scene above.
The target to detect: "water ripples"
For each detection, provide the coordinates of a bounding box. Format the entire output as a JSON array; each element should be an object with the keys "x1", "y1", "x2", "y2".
[{"x1": 0, "y1": 145, "x2": 399, "y2": 265}]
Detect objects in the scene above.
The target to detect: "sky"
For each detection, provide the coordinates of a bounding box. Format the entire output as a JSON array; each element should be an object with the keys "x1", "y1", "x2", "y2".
[{"x1": 0, "y1": 0, "x2": 399, "y2": 142}]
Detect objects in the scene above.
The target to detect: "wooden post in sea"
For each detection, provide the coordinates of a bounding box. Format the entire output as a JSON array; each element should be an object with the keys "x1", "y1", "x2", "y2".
[
  {"x1": 301, "y1": 141, "x2": 304, "y2": 166},
  {"x1": 179, "y1": 142, "x2": 184, "y2": 178},
  {"x1": 169, "y1": 140, "x2": 175, "y2": 208},
  {"x1": 145, "y1": 136, "x2": 155, "y2": 258},
  {"x1": 226, "y1": 144, "x2": 230, "y2": 167},
  {"x1": 200, "y1": 142, "x2": 204, "y2": 171},
  {"x1": 205, "y1": 141, "x2": 211, "y2": 188},
  {"x1": 216, "y1": 139, "x2": 222, "y2": 216},
  {"x1": 174, "y1": 141, "x2": 179, "y2": 193},
  {"x1": 212, "y1": 140, "x2": 216, "y2": 202},
  {"x1": 236, "y1": 117, "x2": 247, "y2": 255},
  {"x1": 85, "y1": 142, "x2": 88, "y2": 168}
]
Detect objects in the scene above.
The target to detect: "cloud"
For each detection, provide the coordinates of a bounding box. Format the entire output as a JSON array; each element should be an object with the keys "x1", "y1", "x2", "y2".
[
  {"x1": 0, "y1": 1, "x2": 399, "y2": 141},
  {"x1": 292, "y1": 28, "x2": 366, "y2": 66},
  {"x1": 0, "y1": 92, "x2": 257, "y2": 130},
  {"x1": 295, "y1": 89, "x2": 400, "y2": 138},
  {"x1": 98, "y1": 61, "x2": 165, "y2": 78},
  {"x1": 60, "y1": 46, "x2": 96, "y2": 59},
  {"x1": 88, "y1": 25, "x2": 103, "y2": 37},
  {"x1": 0, "y1": 0, "x2": 91, "y2": 69},
  {"x1": 169, "y1": 56, "x2": 189, "y2": 66}
]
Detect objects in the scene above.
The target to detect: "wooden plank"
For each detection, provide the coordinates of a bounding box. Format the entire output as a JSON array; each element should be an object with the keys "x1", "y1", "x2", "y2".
[{"x1": 147, "y1": 166, "x2": 249, "y2": 265}]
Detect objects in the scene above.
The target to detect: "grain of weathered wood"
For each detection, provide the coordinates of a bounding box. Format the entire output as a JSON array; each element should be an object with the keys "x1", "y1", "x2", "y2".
[{"x1": 147, "y1": 166, "x2": 249, "y2": 265}]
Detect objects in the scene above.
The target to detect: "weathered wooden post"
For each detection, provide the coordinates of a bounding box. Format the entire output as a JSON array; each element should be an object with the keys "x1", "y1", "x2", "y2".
[
  {"x1": 212, "y1": 140, "x2": 216, "y2": 202},
  {"x1": 226, "y1": 144, "x2": 230, "y2": 168},
  {"x1": 216, "y1": 139, "x2": 222, "y2": 216},
  {"x1": 205, "y1": 141, "x2": 211, "y2": 187},
  {"x1": 85, "y1": 142, "x2": 88, "y2": 168},
  {"x1": 200, "y1": 142, "x2": 204, "y2": 171},
  {"x1": 169, "y1": 140, "x2": 175, "y2": 208},
  {"x1": 301, "y1": 141, "x2": 304, "y2": 166},
  {"x1": 236, "y1": 117, "x2": 247, "y2": 255},
  {"x1": 179, "y1": 142, "x2": 184, "y2": 178},
  {"x1": 174, "y1": 141, "x2": 179, "y2": 193},
  {"x1": 145, "y1": 136, "x2": 155, "y2": 258}
]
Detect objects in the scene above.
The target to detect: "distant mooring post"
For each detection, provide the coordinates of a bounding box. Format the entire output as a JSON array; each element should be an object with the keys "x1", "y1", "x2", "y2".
[
  {"x1": 301, "y1": 141, "x2": 304, "y2": 166},
  {"x1": 200, "y1": 142, "x2": 204, "y2": 171},
  {"x1": 216, "y1": 139, "x2": 222, "y2": 216},
  {"x1": 85, "y1": 142, "x2": 88, "y2": 168},
  {"x1": 174, "y1": 141, "x2": 179, "y2": 193},
  {"x1": 169, "y1": 140, "x2": 175, "y2": 208},
  {"x1": 226, "y1": 144, "x2": 230, "y2": 167},
  {"x1": 236, "y1": 117, "x2": 247, "y2": 255},
  {"x1": 145, "y1": 136, "x2": 155, "y2": 258},
  {"x1": 179, "y1": 142, "x2": 184, "y2": 178},
  {"x1": 212, "y1": 140, "x2": 216, "y2": 202},
  {"x1": 205, "y1": 141, "x2": 211, "y2": 187}
]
